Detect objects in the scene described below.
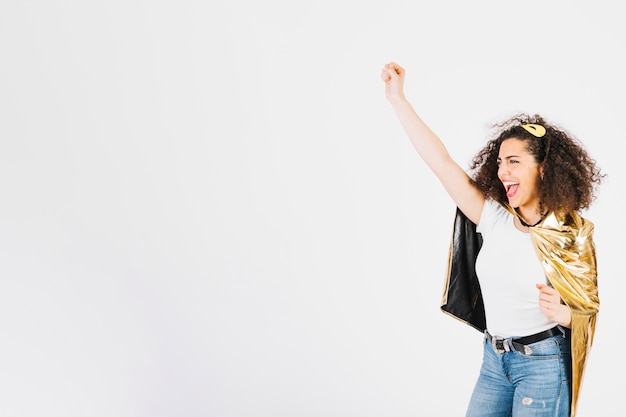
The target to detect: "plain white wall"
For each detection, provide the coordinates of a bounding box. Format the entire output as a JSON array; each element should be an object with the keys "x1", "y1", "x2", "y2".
[{"x1": 0, "y1": 1, "x2": 623, "y2": 416}]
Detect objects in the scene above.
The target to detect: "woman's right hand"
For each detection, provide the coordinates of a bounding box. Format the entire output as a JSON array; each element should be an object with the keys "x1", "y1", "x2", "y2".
[{"x1": 381, "y1": 62, "x2": 406, "y2": 104}]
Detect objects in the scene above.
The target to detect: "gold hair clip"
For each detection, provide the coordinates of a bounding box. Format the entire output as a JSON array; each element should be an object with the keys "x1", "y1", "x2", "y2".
[{"x1": 521, "y1": 124, "x2": 546, "y2": 138}]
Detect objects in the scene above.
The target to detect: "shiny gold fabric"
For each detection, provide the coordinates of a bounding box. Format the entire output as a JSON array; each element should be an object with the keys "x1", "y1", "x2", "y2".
[
  {"x1": 441, "y1": 205, "x2": 599, "y2": 417},
  {"x1": 526, "y1": 209, "x2": 599, "y2": 417}
]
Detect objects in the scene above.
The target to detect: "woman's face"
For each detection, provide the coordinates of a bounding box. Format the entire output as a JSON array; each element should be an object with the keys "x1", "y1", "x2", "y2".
[{"x1": 497, "y1": 138, "x2": 542, "y2": 211}]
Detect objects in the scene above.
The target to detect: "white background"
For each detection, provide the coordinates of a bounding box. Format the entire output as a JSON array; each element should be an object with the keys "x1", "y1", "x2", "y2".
[{"x1": 1, "y1": 1, "x2": 623, "y2": 416}]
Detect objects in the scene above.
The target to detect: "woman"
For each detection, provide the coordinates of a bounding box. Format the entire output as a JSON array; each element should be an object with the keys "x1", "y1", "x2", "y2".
[{"x1": 381, "y1": 62, "x2": 603, "y2": 417}]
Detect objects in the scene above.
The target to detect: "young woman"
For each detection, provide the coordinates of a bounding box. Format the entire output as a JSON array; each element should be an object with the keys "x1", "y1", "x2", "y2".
[{"x1": 381, "y1": 62, "x2": 603, "y2": 417}]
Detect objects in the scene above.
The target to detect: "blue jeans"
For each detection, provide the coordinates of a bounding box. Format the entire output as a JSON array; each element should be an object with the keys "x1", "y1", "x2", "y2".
[{"x1": 466, "y1": 328, "x2": 571, "y2": 417}]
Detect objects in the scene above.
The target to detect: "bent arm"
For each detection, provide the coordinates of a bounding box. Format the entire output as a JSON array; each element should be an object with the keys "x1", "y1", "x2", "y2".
[{"x1": 381, "y1": 62, "x2": 484, "y2": 223}]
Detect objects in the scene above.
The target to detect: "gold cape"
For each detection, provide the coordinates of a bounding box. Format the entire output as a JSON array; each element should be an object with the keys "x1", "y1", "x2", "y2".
[{"x1": 440, "y1": 205, "x2": 599, "y2": 417}]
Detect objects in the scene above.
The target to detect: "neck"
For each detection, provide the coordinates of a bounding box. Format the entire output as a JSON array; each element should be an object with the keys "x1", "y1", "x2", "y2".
[{"x1": 515, "y1": 207, "x2": 545, "y2": 228}]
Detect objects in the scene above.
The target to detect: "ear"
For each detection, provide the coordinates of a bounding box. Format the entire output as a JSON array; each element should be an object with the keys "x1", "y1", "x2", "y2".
[{"x1": 539, "y1": 163, "x2": 545, "y2": 181}]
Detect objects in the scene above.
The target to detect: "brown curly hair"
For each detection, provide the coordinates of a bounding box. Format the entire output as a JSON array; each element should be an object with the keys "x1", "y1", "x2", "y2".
[{"x1": 470, "y1": 113, "x2": 605, "y2": 213}]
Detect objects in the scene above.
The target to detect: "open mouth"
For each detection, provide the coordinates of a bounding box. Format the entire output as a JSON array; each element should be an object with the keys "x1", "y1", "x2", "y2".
[{"x1": 502, "y1": 181, "x2": 519, "y2": 198}]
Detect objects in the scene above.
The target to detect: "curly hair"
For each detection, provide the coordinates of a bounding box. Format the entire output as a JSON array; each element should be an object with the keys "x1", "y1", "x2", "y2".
[{"x1": 470, "y1": 113, "x2": 604, "y2": 213}]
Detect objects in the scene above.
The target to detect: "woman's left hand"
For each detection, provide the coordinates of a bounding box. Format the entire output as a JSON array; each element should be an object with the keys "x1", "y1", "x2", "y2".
[{"x1": 536, "y1": 283, "x2": 571, "y2": 328}]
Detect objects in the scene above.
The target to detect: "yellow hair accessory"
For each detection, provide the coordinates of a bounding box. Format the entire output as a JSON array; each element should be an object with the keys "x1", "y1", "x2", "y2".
[{"x1": 521, "y1": 124, "x2": 546, "y2": 138}]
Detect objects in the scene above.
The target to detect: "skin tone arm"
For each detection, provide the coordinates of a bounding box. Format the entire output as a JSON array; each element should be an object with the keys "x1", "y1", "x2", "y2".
[{"x1": 381, "y1": 62, "x2": 485, "y2": 224}]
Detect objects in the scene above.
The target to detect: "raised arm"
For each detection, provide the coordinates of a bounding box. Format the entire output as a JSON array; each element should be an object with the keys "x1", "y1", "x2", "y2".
[{"x1": 381, "y1": 62, "x2": 484, "y2": 224}]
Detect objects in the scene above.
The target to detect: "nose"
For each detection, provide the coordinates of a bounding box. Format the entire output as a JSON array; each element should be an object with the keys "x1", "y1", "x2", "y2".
[{"x1": 498, "y1": 164, "x2": 508, "y2": 176}]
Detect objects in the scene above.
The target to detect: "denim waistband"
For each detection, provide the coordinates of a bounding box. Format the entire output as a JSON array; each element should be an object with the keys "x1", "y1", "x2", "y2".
[{"x1": 485, "y1": 326, "x2": 565, "y2": 354}]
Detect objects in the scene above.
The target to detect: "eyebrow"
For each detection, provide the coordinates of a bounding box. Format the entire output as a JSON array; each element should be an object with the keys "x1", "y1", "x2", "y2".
[{"x1": 497, "y1": 155, "x2": 520, "y2": 161}]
